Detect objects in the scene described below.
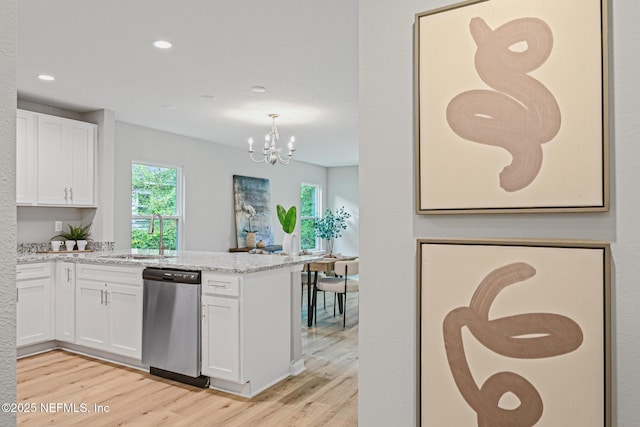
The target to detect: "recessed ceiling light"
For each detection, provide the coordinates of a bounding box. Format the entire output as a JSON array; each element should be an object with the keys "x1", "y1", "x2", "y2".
[
  {"x1": 162, "y1": 104, "x2": 177, "y2": 110},
  {"x1": 202, "y1": 94, "x2": 217, "y2": 100},
  {"x1": 38, "y1": 74, "x2": 55, "y2": 81},
  {"x1": 153, "y1": 40, "x2": 172, "y2": 49},
  {"x1": 251, "y1": 86, "x2": 266, "y2": 93}
]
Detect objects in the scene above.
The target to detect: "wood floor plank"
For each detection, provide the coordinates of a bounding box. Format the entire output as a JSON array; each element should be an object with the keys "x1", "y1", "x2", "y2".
[{"x1": 17, "y1": 285, "x2": 358, "y2": 426}]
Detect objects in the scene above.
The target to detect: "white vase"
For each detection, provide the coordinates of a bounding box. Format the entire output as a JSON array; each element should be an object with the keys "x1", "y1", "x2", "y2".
[
  {"x1": 76, "y1": 240, "x2": 88, "y2": 251},
  {"x1": 65, "y1": 240, "x2": 76, "y2": 251},
  {"x1": 282, "y1": 233, "x2": 298, "y2": 255}
]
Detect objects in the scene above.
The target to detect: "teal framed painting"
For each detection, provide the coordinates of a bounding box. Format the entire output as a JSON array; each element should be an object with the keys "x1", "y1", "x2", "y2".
[{"x1": 232, "y1": 175, "x2": 275, "y2": 248}]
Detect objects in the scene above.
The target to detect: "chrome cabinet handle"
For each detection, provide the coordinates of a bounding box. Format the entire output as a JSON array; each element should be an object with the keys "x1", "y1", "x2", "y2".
[
  {"x1": 105, "y1": 291, "x2": 109, "y2": 306},
  {"x1": 64, "y1": 187, "x2": 68, "y2": 201},
  {"x1": 66, "y1": 268, "x2": 71, "y2": 283},
  {"x1": 69, "y1": 187, "x2": 73, "y2": 201},
  {"x1": 100, "y1": 289, "x2": 104, "y2": 305}
]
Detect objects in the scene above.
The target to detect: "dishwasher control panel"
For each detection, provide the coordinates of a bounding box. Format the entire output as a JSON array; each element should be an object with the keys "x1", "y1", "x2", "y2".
[{"x1": 143, "y1": 268, "x2": 201, "y2": 284}]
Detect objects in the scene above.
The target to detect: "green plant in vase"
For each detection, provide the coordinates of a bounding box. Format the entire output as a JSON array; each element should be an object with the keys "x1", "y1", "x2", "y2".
[
  {"x1": 315, "y1": 207, "x2": 351, "y2": 257},
  {"x1": 277, "y1": 205, "x2": 297, "y2": 234},
  {"x1": 277, "y1": 205, "x2": 297, "y2": 255}
]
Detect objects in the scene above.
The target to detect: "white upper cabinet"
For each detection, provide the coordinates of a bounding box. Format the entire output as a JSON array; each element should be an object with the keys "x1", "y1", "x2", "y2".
[
  {"x1": 16, "y1": 110, "x2": 37, "y2": 205},
  {"x1": 16, "y1": 109, "x2": 97, "y2": 207},
  {"x1": 36, "y1": 113, "x2": 96, "y2": 206}
]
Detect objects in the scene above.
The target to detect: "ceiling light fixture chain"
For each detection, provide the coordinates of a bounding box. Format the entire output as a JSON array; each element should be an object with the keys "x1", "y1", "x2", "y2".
[{"x1": 248, "y1": 113, "x2": 295, "y2": 165}]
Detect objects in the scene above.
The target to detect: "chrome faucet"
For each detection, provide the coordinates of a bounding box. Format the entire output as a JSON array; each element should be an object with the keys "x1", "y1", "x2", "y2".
[{"x1": 148, "y1": 213, "x2": 168, "y2": 256}]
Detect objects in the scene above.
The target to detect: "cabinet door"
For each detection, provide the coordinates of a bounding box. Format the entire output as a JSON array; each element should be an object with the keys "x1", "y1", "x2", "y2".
[
  {"x1": 17, "y1": 276, "x2": 52, "y2": 347},
  {"x1": 16, "y1": 110, "x2": 36, "y2": 205},
  {"x1": 36, "y1": 114, "x2": 67, "y2": 205},
  {"x1": 107, "y1": 284, "x2": 142, "y2": 359},
  {"x1": 36, "y1": 114, "x2": 96, "y2": 206},
  {"x1": 55, "y1": 262, "x2": 75, "y2": 343},
  {"x1": 201, "y1": 295, "x2": 240, "y2": 382},
  {"x1": 68, "y1": 121, "x2": 95, "y2": 206},
  {"x1": 75, "y1": 281, "x2": 109, "y2": 351}
]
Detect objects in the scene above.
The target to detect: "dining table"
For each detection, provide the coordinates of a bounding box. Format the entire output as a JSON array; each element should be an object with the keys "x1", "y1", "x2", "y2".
[{"x1": 303, "y1": 256, "x2": 357, "y2": 326}]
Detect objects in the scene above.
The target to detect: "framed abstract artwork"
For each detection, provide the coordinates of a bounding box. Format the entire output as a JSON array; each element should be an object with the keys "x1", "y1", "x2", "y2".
[
  {"x1": 414, "y1": 0, "x2": 609, "y2": 213},
  {"x1": 232, "y1": 175, "x2": 275, "y2": 248},
  {"x1": 417, "y1": 239, "x2": 611, "y2": 426}
]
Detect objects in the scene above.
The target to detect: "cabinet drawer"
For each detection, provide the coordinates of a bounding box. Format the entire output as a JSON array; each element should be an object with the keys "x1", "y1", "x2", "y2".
[
  {"x1": 202, "y1": 273, "x2": 240, "y2": 297},
  {"x1": 17, "y1": 262, "x2": 52, "y2": 281},
  {"x1": 76, "y1": 263, "x2": 143, "y2": 286}
]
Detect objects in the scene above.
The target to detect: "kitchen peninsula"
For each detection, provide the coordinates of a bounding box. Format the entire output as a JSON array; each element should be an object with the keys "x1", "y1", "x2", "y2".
[{"x1": 16, "y1": 250, "x2": 321, "y2": 398}]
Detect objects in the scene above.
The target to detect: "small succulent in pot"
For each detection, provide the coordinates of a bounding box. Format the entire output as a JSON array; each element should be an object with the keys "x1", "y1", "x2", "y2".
[{"x1": 54, "y1": 223, "x2": 92, "y2": 250}]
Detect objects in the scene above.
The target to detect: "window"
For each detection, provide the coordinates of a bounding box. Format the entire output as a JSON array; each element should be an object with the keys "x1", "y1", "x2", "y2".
[
  {"x1": 300, "y1": 183, "x2": 321, "y2": 250},
  {"x1": 131, "y1": 163, "x2": 182, "y2": 250}
]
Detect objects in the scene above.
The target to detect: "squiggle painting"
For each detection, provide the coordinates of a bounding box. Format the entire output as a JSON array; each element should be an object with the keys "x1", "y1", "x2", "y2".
[
  {"x1": 419, "y1": 240, "x2": 610, "y2": 426},
  {"x1": 446, "y1": 17, "x2": 561, "y2": 192},
  {"x1": 415, "y1": 0, "x2": 607, "y2": 213},
  {"x1": 443, "y1": 262, "x2": 582, "y2": 426}
]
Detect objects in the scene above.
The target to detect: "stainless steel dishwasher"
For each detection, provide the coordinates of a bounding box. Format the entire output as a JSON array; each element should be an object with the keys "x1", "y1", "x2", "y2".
[{"x1": 142, "y1": 268, "x2": 209, "y2": 387}]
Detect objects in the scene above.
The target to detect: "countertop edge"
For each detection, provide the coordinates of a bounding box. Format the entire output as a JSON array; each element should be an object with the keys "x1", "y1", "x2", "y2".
[{"x1": 17, "y1": 251, "x2": 324, "y2": 274}]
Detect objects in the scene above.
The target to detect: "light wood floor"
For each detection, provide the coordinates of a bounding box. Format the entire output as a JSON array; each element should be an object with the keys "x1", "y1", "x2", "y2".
[{"x1": 17, "y1": 287, "x2": 359, "y2": 426}]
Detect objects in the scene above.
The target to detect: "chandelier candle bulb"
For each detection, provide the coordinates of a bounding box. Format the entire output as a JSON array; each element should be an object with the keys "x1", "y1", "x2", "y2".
[{"x1": 248, "y1": 138, "x2": 254, "y2": 152}]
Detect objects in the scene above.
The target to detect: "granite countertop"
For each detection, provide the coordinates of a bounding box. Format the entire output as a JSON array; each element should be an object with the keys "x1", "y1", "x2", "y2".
[{"x1": 17, "y1": 249, "x2": 323, "y2": 274}]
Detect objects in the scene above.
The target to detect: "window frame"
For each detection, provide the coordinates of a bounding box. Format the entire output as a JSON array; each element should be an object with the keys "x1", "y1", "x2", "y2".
[{"x1": 130, "y1": 161, "x2": 184, "y2": 251}]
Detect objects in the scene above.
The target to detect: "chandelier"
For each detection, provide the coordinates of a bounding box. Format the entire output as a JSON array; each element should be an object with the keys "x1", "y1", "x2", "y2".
[{"x1": 248, "y1": 113, "x2": 295, "y2": 165}]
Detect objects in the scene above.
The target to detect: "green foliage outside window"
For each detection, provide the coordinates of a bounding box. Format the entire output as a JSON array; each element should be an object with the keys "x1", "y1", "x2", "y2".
[
  {"x1": 131, "y1": 164, "x2": 179, "y2": 250},
  {"x1": 300, "y1": 184, "x2": 319, "y2": 250}
]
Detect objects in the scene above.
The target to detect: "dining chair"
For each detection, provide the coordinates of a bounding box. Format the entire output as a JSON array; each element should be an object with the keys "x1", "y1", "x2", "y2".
[
  {"x1": 301, "y1": 271, "x2": 327, "y2": 308},
  {"x1": 315, "y1": 259, "x2": 359, "y2": 327}
]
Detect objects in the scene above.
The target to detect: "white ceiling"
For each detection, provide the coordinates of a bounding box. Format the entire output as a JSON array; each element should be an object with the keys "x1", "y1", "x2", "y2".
[{"x1": 17, "y1": 0, "x2": 359, "y2": 167}]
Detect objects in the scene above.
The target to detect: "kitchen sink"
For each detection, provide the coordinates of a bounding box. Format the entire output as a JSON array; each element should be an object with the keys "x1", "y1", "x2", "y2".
[{"x1": 105, "y1": 254, "x2": 177, "y2": 260}]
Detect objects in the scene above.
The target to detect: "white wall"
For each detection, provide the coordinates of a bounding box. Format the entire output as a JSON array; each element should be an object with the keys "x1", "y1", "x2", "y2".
[
  {"x1": 114, "y1": 121, "x2": 329, "y2": 252},
  {"x1": 0, "y1": 0, "x2": 17, "y2": 425},
  {"x1": 17, "y1": 207, "x2": 95, "y2": 243},
  {"x1": 359, "y1": 0, "x2": 640, "y2": 425},
  {"x1": 328, "y1": 166, "x2": 359, "y2": 256}
]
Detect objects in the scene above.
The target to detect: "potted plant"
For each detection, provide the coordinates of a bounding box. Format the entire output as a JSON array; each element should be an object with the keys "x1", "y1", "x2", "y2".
[
  {"x1": 54, "y1": 223, "x2": 92, "y2": 251},
  {"x1": 277, "y1": 205, "x2": 297, "y2": 255},
  {"x1": 315, "y1": 207, "x2": 351, "y2": 257}
]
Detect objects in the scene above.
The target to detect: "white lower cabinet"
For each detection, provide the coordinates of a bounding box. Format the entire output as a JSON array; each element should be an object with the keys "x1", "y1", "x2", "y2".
[
  {"x1": 201, "y1": 269, "x2": 292, "y2": 397},
  {"x1": 55, "y1": 262, "x2": 76, "y2": 342},
  {"x1": 76, "y1": 281, "x2": 110, "y2": 349},
  {"x1": 202, "y1": 295, "x2": 240, "y2": 382},
  {"x1": 16, "y1": 263, "x2": 53, "y2": 347},
  {"x1": 75, "y1": 264, "x2": 143, "y2": 359},
  {"x1": 108, "y1": 283, "x2": 143, "y2": 357}
]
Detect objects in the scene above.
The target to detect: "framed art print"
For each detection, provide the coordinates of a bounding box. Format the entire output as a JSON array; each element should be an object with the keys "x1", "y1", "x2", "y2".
[
  {"x1": 414, "y1": 0, "x2": 609, "y2": 213},
  {"x1": 417, "y1": 239, "x2": 611, "y2": 426},
  {"x1": 232, "y1": 175, "x2": 275, "y2": 248}
]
